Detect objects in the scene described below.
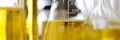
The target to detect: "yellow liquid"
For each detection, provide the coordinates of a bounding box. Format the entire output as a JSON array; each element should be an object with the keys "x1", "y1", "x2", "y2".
[
  {"x1": 0, "y1": 8, "x2": 26, "y2": 40},
  {"x1": 80, "y1": 29, "x2": 120, "y2": 40},
  {"x1": 42, "y1": 20, "x2": 120, "y2": 40},
  {"x1": 42, "y1": 20, "x2": 93, "y2": 40}
]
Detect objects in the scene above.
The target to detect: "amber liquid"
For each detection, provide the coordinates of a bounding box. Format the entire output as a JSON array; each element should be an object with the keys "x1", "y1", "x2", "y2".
[{"x1": 42, "y1": 20, "x2": 120, "y2": 40}]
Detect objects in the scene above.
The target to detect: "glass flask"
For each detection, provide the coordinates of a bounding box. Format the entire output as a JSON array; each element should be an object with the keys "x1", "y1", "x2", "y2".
[
  {"x1": 0, "y1": 0, "x2": 26, "y2": 40},
  {"x1": 42, "y1": 0, "x2": 93, "y2": 40},
  {"x1": 81, "y1": 0, "x2": 120, "y2": 40}
]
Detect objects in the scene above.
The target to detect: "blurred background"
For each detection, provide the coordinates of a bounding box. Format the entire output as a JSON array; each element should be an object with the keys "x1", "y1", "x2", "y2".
[{"x1": 0, "y1": 0, "x2": 120, "y2": 40}]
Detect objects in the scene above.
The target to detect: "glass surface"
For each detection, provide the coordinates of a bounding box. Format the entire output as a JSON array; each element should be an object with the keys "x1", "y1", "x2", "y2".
[
  {"x1": 42, "y1": 0, "x2": 89, "y2": 40},
  {"x1": 42, "y1": 0, "x2": 120, "y2": 40}
]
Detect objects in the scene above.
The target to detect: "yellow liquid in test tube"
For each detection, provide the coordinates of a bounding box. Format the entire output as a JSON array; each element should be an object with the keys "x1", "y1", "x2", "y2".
[
  {"x1": 0, "y1": 8, "x2": 7, "y2": 40},
  {"x1": 42, "y1": 20, "x2": 120, "y2": 40},
  {"x1": 42, "y1": 20, "x2": 93, "y2": 40},
  {"x1": 0, "y1": 8, "x2": 25, "y2": 40}
]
